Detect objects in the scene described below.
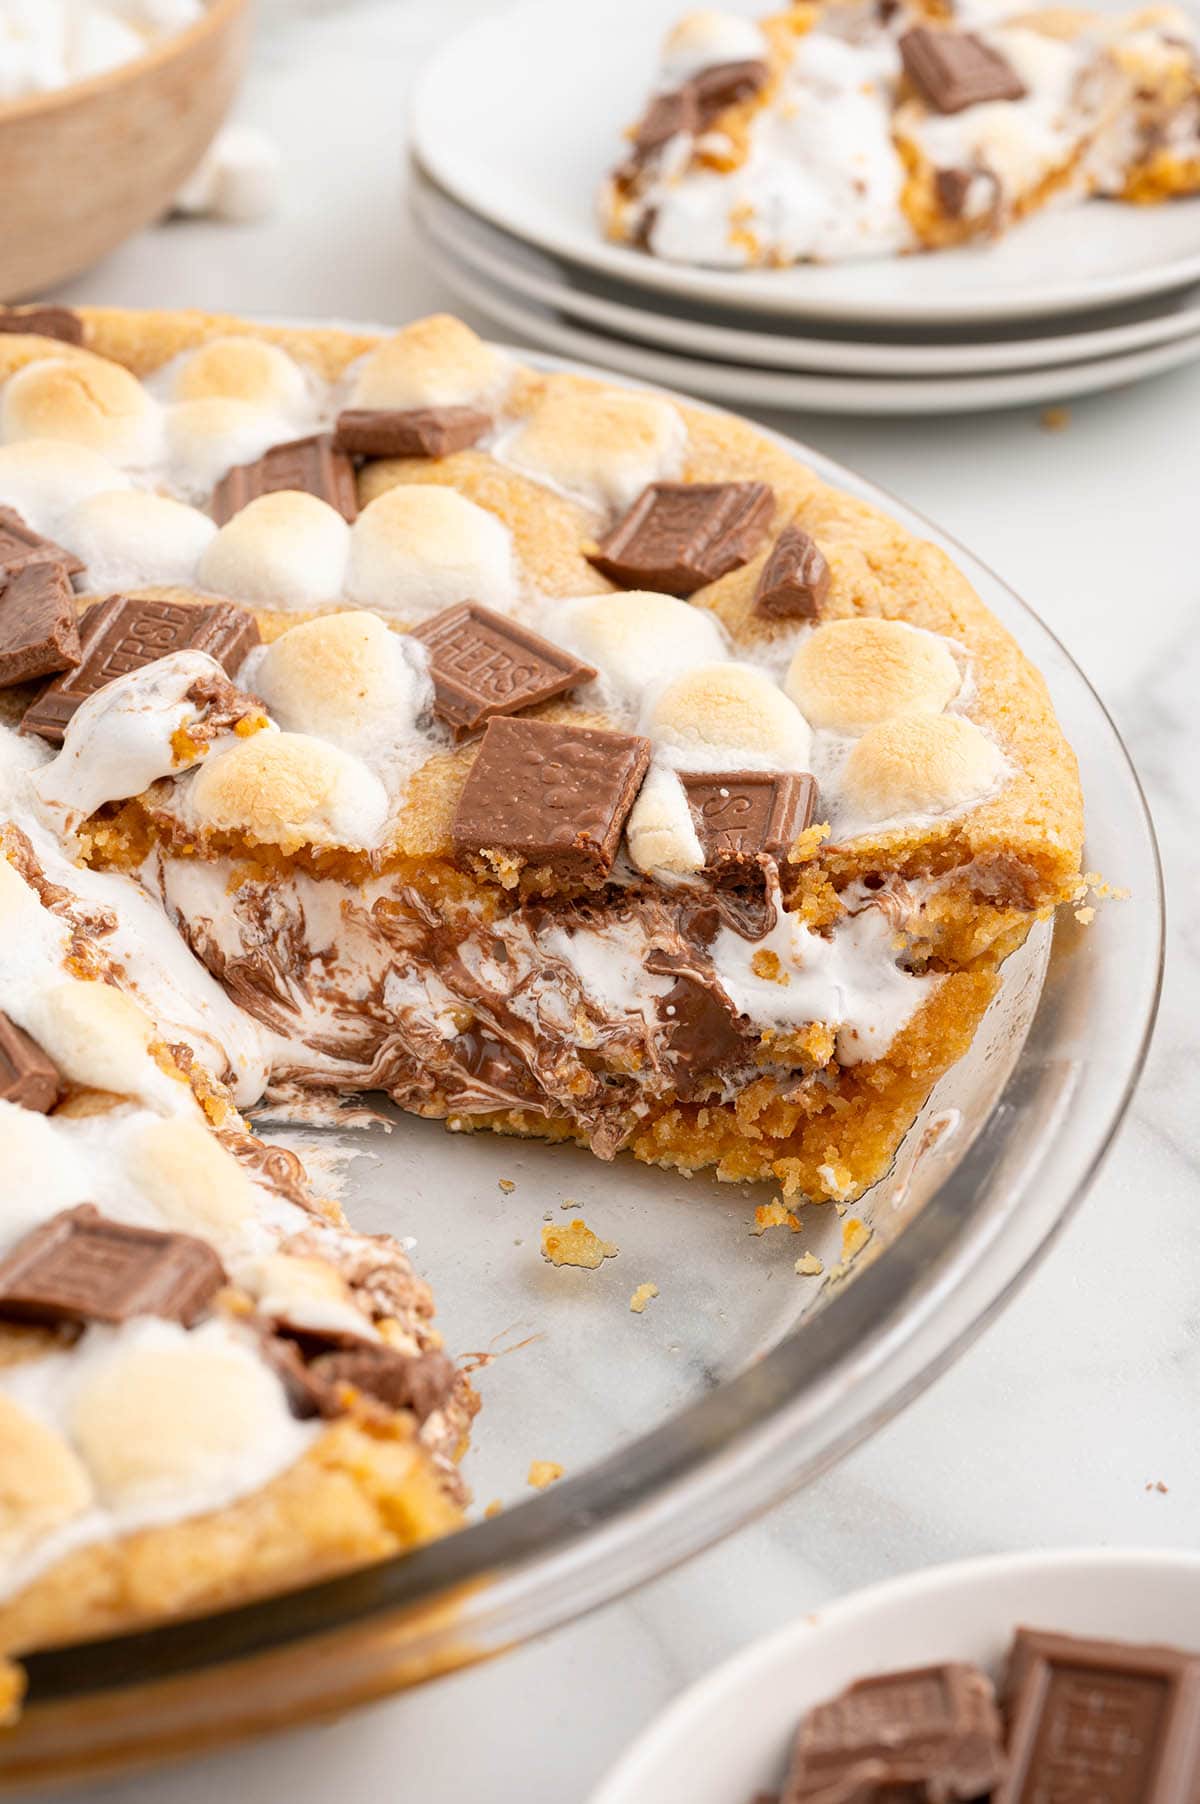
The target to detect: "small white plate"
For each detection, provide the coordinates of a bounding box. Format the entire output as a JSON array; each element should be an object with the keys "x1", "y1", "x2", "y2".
[
  {"x1": 590, "y1": 1549, "x2": 1200, "y2": 1804},
  {"x1": 413, "y1": 164, "x2": 1200, "y2": 378},
  {"x1": 415, "y1": 215, "x2": 1200, "y2": 415},
  {"x1": 411, "y1": 0, "x2": 1200, "y2": 327}
]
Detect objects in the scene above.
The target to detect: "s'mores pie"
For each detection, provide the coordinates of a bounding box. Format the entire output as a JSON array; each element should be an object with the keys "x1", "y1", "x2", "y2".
[
  {"x1": 602, "y1": 1, "x2": 1200, "y2": 265},
  {"x1": 0, "y1": 303, "x2": 1082, "y2": 1684}
]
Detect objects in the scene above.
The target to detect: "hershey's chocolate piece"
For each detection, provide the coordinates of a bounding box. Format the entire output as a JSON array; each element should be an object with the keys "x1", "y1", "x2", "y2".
[
  {"x1": 998, "y1": 1628, "x2": 1200, "y2": 1802},
  {"x1": 786, "y1": 1663, "x2": 1006, "y2": 1801},
  {"x1": 0, "y1": 1012, "x2": 60, "y2": 1113},
  {"x1": 453, "y1": 716, "x2": 652, "y2": 884},
  {"x1": 629, "y1": 57, "x2": 767, "y2": 165},
  {"x1": 588, "y1": 481, "x2": 774, "y2": 596},
  {"x1": 211, "y1": 432, "x2": 359, "y2": 525},
  {"x1": 0, "y1": 505, "x2": 84, "y2": 579},
  {"x1": 656, "y1": 972, "x2": 747, "y2": 1073},
  {"x1": 411, "y1": 601, "x2": 596, "y2": 740},
  {"x1": 692, "y1": 57, "x2": 770, "y2": 124},
  {"x1": 333, "y1": 406, "x2": 491, "y2": 460},
  {"x1": 312, "y1": 1346, "x2": 458, "y2": 1422},
  {"x1": 20, "y1": 595, "x2": 259, "y2": 744},
  {"x1": 935, "y1": 166, "x2": 975, "y2": 218},
  {"x1": 753, "y1": 524, "x2": 831, "y2": 621},
  {"x1": 633, "y1": 85, "x2": 700, "y2": 158},
  {"x1": 0, "y1": 306, "x2": 84, "y2": 346},
  {"x1": 682, "y1": 770, "x2": 817, "y2": 878},
  {"x1": 0, "y1": 1204, "x2": 226, "y2": 1329},
  {"x1": 0, "y1": 562, "x2": 83, "y2": 689},
  {"x1": 899, "y1": 27, "x2": 1026, "y2": 113}
]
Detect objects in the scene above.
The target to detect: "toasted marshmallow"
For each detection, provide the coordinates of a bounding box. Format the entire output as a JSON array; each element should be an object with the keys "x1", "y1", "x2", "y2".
[
  {"x1": 171, "y1": 336, "x2": 309, "y2": 414},
  {"x1": 550, "y1": 590, "x2": 726, "y2": 707},
  {"x1": 0, "y1": 438, "x2": 131, "y2": 535},
  {"x1": 126, "y1": 1116, "x2": 257, "y2": 1237},
  {"x1": 0, "y1": 1101, "x2": 90, "y2": 1248},
  {"x1": 840, "y1": 713, "x2": 1006, "y2": 825},
  {"x1": 164, "y1": 397, "x2": 295, "y2": 502},
  {"x1": 61, "y1": 489, "x2": 215, "y2": 591},
  {"x1": 190, "y1": 730, "x2": 390, "y2": 850},
  {"x1": 250, "y1": 1253, "x2": 374, "y2": 1342},
  {"x1": 198, "y1": 490, "x2": 351, "y2": 611},
  {"x1": 68, "y1": 1319, "x2": 306, "y2": 1508},
  {"x1": 660, "y1": 9, "x2": 769, "y2": 83},
  {"x1": 347, "y1": 483, "x2": 516, "y2": 620},
  {"x1": 500, "y1": 387, "x2": 686, "y2": 514},
  {"x1": 252, "y1": 611, "x2": 423, "y2": 752},
  {"x1": 24, "y1": 981, "x2": 155, "y2": 1100},
  {"x1": 786, "y1": 619, "x2": 961, "y2": 735},
  {"x1": 625, "y1": 764, "x2": 704, "y2": 876},
  {"x1": 2, "y1": 355, "x2": 161, "y2": 468},
  {"x1": 347, "y1": 314, "x2": 511, "y2": 412},
  {"x1": 646, "y1": 662, "x2": 812, "y2": 771},
  {"x1": 0, "y1": 1393, "x2": 94, "y2": 1563}
]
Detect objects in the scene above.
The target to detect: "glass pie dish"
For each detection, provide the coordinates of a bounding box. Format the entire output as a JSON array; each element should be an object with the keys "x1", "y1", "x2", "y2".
[{"x1": 0, "y1": 351, "x2": 1163, "y2": 1792}]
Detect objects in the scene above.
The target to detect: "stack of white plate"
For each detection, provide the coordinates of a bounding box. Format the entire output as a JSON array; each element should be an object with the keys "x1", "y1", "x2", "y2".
[{"x1": 410, "y1": 0, "x2": 1200, "y2": 416}]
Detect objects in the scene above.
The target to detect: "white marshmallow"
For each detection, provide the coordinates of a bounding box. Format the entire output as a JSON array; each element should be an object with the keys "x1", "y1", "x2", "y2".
[
  {"x1": 786, "y1": 618, "x2": 961, "y2": 735},
  {"x1": 170, "y1": 336, "x2": 309, "y2": 415},
  {"x1": 2, "y1": 356, "x2": 161, "y2": 469},
  {"x1": 198, "y1": 491, "x2": 351, "y2": 611},
  {"x1": 60, "y1": 489, "x2": 215, "y2": 591},
  {"x1": 68, "y1": 6, "x2": 144, "y2": 80},
  {"x1": 646, "y1": 662, "x2": 813, "y2": 771},
  {"x1": 550, "y1": 590, "x2": 727, "y2": 708},
  {"x1": 127, "y1": 1117, "x2": 257, "y2": 1237},
  {"x1": 840, "y1": 713, "x2": 1007, "y2": 826},
  {"x1": 189, "y1": 730, "x2": 390, "y2": 851},
  {"x1": 0, "y1": 1392, "x2": 94, "y2": 1566},
  {"x1": 173, "y1": 124, "x2": 283, "y2": 225},
  {"x1": 660, "y1": 9, "x2": 769, "y2": 85},
  {"x1": 164, "y1": 398, "x2": 295, "y2": 503},
  {"x1": 0, "y1": 1101, "x2": 91, "y2": 1250},
  {"x1": 625, "y1": 764, "x2": 705, "y2": 876},
  {"x1": 347, "y1": 315, "x2": 511, "y2": 412},
  {"x1": 347, "y1": 483, "x2": 516, "y2": 621},
  {"x1": 500, "y1": 387, "x2": 687, "y2": 514},
  {"x1": 23, "y1": 980, "x2": 157, "y2": 1101},
  {"x1": 0, "y1": 438, "x2": 130, "y2": 536},
  {"x1": 251, "y1": 611, "x2": 423, "y2": 755}
]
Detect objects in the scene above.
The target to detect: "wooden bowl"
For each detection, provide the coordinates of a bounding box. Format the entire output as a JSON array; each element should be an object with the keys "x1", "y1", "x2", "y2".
[{"x1": 0, "y1": 0, "x2": 252, "y2": 302}]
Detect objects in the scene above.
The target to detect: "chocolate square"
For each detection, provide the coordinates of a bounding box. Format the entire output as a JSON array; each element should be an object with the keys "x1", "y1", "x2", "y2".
[
  {"x1": 453, "y1": 716, "x2": 651, "y2": 883},
  {"x1": 899, "y1": 27, "x2": 1026, "y2": 113},
  {"x1": 752, "y1": 525, "x2": 831, "y2": 621},
  {"x1": 20, "y1": 595, "x2": 259, "y2": 744},
  {"x1": 0, "y1": 506, "x2": 84, "y2": 580},
  {"x1": 681, "y1": 770, "x2": 816, "y2": 878},
  {"x1": 0, "y1": 306, "x2": 84, "y2": 346},
  {"x1": 0, "y1": 1013, "x2": 60, "y2": 1113},
  {"x1": 333, "y1": 407, "x2": 491, "y2": 460},
  {"x1": 691, "y1": 58, "x2": 769, "y2": 125},
  {"x1": 632, "y1": 85, "x2": 701, "y2": 158},
  {"x1": 588, "y1": 481, "x2": 774, "y2": 596},
  {"x1": 0, "y1": 561, "x2": 83, "y2": 689},
  {"x1": 0, "y1": 1205, "x2": 226, "y2": 1329},
  {"x1": 211, "y1": 432, "x2": 359, "y2": 525},
  {"x1": 411, "y1": 602, "x2": 596, "y2": 739}
]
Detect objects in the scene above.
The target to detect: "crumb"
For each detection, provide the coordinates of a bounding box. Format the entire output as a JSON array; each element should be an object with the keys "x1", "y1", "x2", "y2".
[
  {"x1": 841, "y1": 1218, "x2": 871, "y2": 1260},
  {"x1": 795, "y1": 1252, "x2": 823, "y2": 1276},
  {"x1": 1074, "y1": 904, "x2": 1095, "y2": 925},
  {"x1": 483, "y1": 1498, "x2": 503, "y2": 1518},
  {"x1": 560, "y1": 1196, "x2": 582, "y2": 1210},
  {"x1": 751, "y1": 1199, "x2": 800, "y2": 1235},
  {"x1": 630, "y1": 1281, "x2": 659, "y2": 1313},
  {"x1": 1145, "y1": 1480, "x2": 1169, "y2": 1494},
  {"x1": 834, "y1": 1201, "x2": 848, "y2": 1217},
  {"x1": 541, "y1": 1218, "x2": 619, "y2": 1268},
  {"x1": 1040, "y1": 405, "x2": 1070, "y2": 431},
  {"x1": 750, "y1": 948, "x2": 789, "y2": 985},
  {"x1": 498, "y1": 1178, "x2": 515, "y2": 1194},
  {"x1": 528, "y1": 1460, "x2": 564, "y2": 1489},
  {"x1": 818, "y1": 1161, "x2": 855, "y2": 1202}
]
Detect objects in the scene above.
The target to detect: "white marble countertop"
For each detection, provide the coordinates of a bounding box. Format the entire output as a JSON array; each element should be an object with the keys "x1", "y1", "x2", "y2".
[{"x1": 47, "y1": 2, "x2": 1197, "y2": 1799}]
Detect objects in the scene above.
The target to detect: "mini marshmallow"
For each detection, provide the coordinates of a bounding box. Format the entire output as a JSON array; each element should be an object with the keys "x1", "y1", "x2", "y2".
[
  {"x1": 61, "y1": 488, "x2": 215, "y2": 591},
  {"x1": 0, "y1": 437, "x2": 130, "y2": 535},
  {"x1": 840, "y1": 713, "x2": 1006, "y2": 825},
  {"x1": 0, "y1": 1101, "x2": 91, "y2": 1248},
  {"x1": 2, "y1": 355, "x2": 161, "y2": 469},
  {"x1": 550, "y1": 590, "x2": 727, "y2": 707},
  {"x1": 190, "y1": 731, "x2": 390, "y2": 850},
  {"x1": 0, "y1": 1393, "x2": 94, "y2": 1563},
  {"x1": 501, "y1": 387, "x2": 687, "y2": 515},
  {"x1": 251, "y1": 1253, "x2": 374, "y2": 1342},
  {"x1": 164, "y1": 397, "x2": 295, "y2": 503},
  {"x1": 171, "y1": 336, "x2": 309, "y2": 415},
  {"x1": 172, "y1": 124, "x2": 282, "y2": 225},
  {"x1": 68, "y1": 1319, "x2": 304, "y2": 1508},
  {"x1": 252, "y1": 611, "x2": 422, "y2": 751},
  {"x1": 126, "y1": 1116, "x2": 257, "y2": 1237},
  {"x1": 23, "y1": 980, "x2": 156, "y2": 1100},
  {"x1": 347, "y1": 483, "x2": 516, "y2": 620},
  {"x1": 198, "y1": 491, "x2": 351, "y2": 611},
  {"x1": 347, "y1": 314, "x2": 511, "y2": 413},
  {"x1": 785, "y1": 618, "x2": 961, "y2": 735},
  {"x1": 625, "y1": 763, "x2": 705, "y2": 876},
  {"x1": 68, "y1": 6, "x2": 145, "y2": 80},
  {"x1": 646, "y1": 662, "x2": 813, "y2": 771},
  {"x1": 660, "y1": 9, "x2": 769, "y2": 84}
]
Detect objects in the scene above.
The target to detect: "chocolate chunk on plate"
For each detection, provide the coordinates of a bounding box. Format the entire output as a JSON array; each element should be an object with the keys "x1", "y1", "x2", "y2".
[
  {"x1": 632, "y1": 85, "x2": 701, "y2": 159},
  {"x1": 691, "y1": 58, "x2": 769, "y2": 124},
  {"x1": 334, "y1": 406, "x2": 491, "y2": 460},
  {"x1": 0, "y1": 505, "x2": 84, "y2": 580},
  {"x1": 20, "y1": 594, "x2": 259, "y2": 744},
  {"x1": 412, "y1": 601, "x2": 596, "y2": 739},
  {"x1": 0, "y1": 306, "x2": 84, "y2": 345},
  {"x1": 0, "y1": 1012, "x2": 60, "y2": 1113},
  {"x1": 899, "y1": 27, "x2": 1026, "y2": 113},
  {"x1": 0, "y1": 561, "x2": 82, "y2": 689},
  {"x1": 681, "y1": 770, "x2": 817, "y2": 879},
  {"x1": 589, "y1": 480, "x2": 774, "y2": 596},
  {"x1": 753, "y1": 524, "x2": 831, "y2": 621},
  {"x1": 453, "y1": 716, "x2": 651, "y2": 884},
  {"x1": 0, "y1": 1204, "x2": 226, "y2": 1330},
  {"x1": 211, "y1": 431, "x2": 359, "y2": 525}
]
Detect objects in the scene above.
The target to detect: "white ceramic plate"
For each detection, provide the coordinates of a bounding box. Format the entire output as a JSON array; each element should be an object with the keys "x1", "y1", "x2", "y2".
[
  {"x1": 411, "y1": 0, "x2": 1200, "y2": 328},
  {"x1": 415, "y1": 217, "x2": 1200, "y2": 414},
  {"x1": 590, "y1": 1549, "x2": 1200, "y2": 1804},
  {"x1": 412, "y1": 164, "x2": 1200, "y2": 378}
]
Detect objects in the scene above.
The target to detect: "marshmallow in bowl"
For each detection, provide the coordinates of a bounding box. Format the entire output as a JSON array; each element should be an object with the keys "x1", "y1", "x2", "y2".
[
  {"x1": 659, "y1": 10, "x2": 769, "y2": 85},
  {"x1": 347, "y1": 483, "x2": 517, "y2": 620},
  {"x1": 2, "y1": 356, "x2": 161, "y2": 469},
  {"x1": 551, "y1": 590, "x2": 727, "y2": 707},
  {"x1": 500, "y1": 387, "x2": 687, "y2": 514},
  {"x1": 647, "y1": 661, "x2": 813, "y2": 770},
  {"x1": 60, "y1": 489, "x2": 215, "y2": 591},
  {"x1": 0, "y1": 1, "x2": 204, "y2": 103},
  {"x1": 786, "y1": 618, "x2": 961, "y2": 735},
  {"x1": 0, "y1": 438, "x2": 130, "y2": 535},
  {"x1": 840, "y1": 713, "x2": 1006, "y2": 825},
  {"x1": 197, "y1": 491, "x2": 351, "y2": 611},
  {"x1": 347, "y1": 314, "x2": 512, "y2": 413}
]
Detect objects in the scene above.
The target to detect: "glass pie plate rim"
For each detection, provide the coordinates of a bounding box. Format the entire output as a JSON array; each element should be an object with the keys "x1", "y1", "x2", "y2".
[{"x1": 2, "y1": 340, "x2": 1164, "y2": 1777}]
